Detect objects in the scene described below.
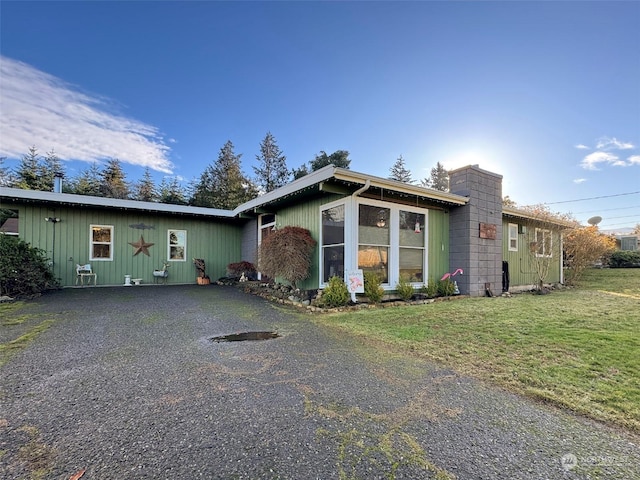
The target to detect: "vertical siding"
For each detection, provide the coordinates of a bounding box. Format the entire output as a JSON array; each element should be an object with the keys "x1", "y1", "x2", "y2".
[
  {"x1": 502, "y1": 219, "x2": 562, "y2": 288},
  {"x1": 16, "y1": 203, "x2": 241, "y2": 287},
  {"x1": 241, "y1": 219, "x2": 258, "y2": 265},
  {"x1": 427, "y1": 209, "x2": 450, "y2": 282},
  {"x1": 274, "y1": 195, "x2": 343, "y2": 290}
]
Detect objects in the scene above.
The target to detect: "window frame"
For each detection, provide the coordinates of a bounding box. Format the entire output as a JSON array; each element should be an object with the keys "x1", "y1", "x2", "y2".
[
  {"x1": 89, "y1": 224, "x2": 114, "y2": 261},
  {"x1": 357, "y1": 199, "x2": 428, "y2": 288},
  {"x1": 535, "y1": 228, "x2": 553, "y2": 257},
  {"x1": 508, "y1": 223, "x2": 518, "y2": 252},
  {"x1": 320, "y1": 201, "x2": 346, "y2": 286},
  {"x1": 167, "y1": 229, "x2": 187, "y2": 262}
]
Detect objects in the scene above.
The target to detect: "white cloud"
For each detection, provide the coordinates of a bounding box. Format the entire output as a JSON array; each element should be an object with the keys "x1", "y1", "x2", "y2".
[
  {"x1": 595, "y1": 136, "x2": 634, "y2": 150},
  {"x1": 574, "y1": 144, "x2": 590, "y2": 150},
  {"x1": 580, "y1": 150, "x2": 640, "y2": 170},
  {"x1": 0, "y1": 56, "x2": 174, "y2": 174},
  {"x1": 573, "y1": 178, "x2": 587, "y2": 184},
  {"x1": 580, "y1": 151, "x2": 619, "y2": 170}
]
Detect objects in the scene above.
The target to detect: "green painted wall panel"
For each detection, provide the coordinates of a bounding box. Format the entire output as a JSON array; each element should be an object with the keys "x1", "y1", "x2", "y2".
[
  {"x1": 427, "y1": 210, "x2": 450, "y2": 282},
  {"x1": 502, "y1": 219, "x2": 562, "y2": 288},
  {"x1": 15, "y1": 203, "x2": 241, "y2": 287}
]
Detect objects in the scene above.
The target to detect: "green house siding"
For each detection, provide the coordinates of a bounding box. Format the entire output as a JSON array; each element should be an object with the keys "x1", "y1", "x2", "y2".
[
  {"x1": 272, "y1": 194, "x2": 342, "y2": 290},
  {"x1": 15, "y1": 203, "x2": 241, "y2": 287},
  {"x1": 427, "y1": 209, "x2": 450, "y2": 283},
  {"x1": 502, "y1": 219, "x2": 562, "y2": 288}
]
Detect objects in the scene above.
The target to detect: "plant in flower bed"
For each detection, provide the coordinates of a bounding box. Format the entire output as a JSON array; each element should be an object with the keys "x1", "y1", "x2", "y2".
[
  {"x1": 395, "y1": 276, "x2": 415, "y2": 301},
  {"x1": 226, "y1": 261, "x2": 257, "y2": 280},
  {"x1": 315, "y1": 276, "x2": 350, "y2": 308},
  {"x1": 363, "y1": 272, "x2": 384, "y2": 304},
  {"x1": 258, "y1": 226, "x2": 316, "y2": 289}
]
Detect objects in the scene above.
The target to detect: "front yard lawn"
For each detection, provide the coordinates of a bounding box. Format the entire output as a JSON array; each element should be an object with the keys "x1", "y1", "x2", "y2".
[{"x1": 314, "y1": 268, "x2": 640, "y2": 432}]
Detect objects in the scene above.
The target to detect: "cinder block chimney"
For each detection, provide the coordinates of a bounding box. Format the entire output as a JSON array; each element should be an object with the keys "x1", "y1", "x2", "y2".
[{"x1": 448, "y1": 165, "x2": 503, "y2": 297}]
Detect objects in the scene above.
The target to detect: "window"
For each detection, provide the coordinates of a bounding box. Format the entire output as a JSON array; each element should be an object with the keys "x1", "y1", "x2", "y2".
[
  {"x1": 399, "y1": 211, "x2": 425, "y2": 282},
  {"x1": 535, "y1": 228, "x2": 552, "y2": 257},
  {"x1": 258, "y1": 214, "x2": 276, "y2": 280},
  {"x1": 358, "y1": 205, "x2": 390, "y2": 283},
  {"x1": 508, "y1": 223, "x2": 518, "y2": 251},
  {"x1": 0, "y1": 209, "x2": 18, "y2": 236},
  {"x1": 321, "y1": 204, "x2": 345, "y2": 283},
  {"x1": 168, "y1": 229, "x2": 187, "y2": 261},
  {"x1": 90, "y1": 225, "x2": 113, "y2": 261}
]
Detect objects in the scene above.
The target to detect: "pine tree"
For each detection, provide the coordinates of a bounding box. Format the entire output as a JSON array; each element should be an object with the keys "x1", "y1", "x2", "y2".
[
  {"x1": 132, "y1": 167, "x2": 158, "y2": 202},
  {"x1": 100, "y1": 158, "x2": 130, "y2": 199},
  {"x1": 159, "y1": 176, "x2": 187, "y2": 205},
  {"x1": 192, "y1": 141, "x2": 257, "y2": 209},
  {"x1": 15, "y1": 146, "x2": 44, "y2": 190},
  {"x1": 420, "y1": 162, "x2": 449, "y2": 191},
  {"x1": 254, "y1": 132, "x2": 290, "y2": 193},
  {"x1": 388, "y1": 155, "x2": 413, "y2": 183},
  {"x1": 73, "y1": 162, "x2": 103, "y2": 196},
  {"x1": 309, "y1": 150, "x2": 351, "y2": 171},
  {"x1": 0, "y1": 157, "x2": 16, "y2": 187},
  {"x1": 41, "y1": 149, "x2": 65, "y2": 192}
]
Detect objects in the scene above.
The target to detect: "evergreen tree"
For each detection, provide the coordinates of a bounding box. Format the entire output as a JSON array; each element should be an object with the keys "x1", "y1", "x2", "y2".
[
  {"x1": 132, "y1": 167, "x2": 158, "y2": 202},
  {"x1": 159, "y1": 176, "x2": 188, "y2": 205},
  {"x1": 309, "y1": 150, "x2": 351, "y2": 171},
  {"x1": 192, "y1": 140, "x2": 257, "y2": 209},
  {"x1": 388, "y1": 155, "x2": 413, "y2": 183},
  {"x1": 292, "y1": 164, "x2": 309, "y2": 180},
  {"x1": 15, "y1": 146, "x2": 45, "y2": 190},
  {"x1": 0, "y1": 157, "x2": 16, "y2": 187},
  {"x1": 420, "y1": 162, "x2": 449, "y2": 192},
  {"x1": 254, "y1": 132, "x2": 289, "y2": 193},
  {"x1": 293, "y1": 150, "x2": 351, "y2": 180},
  {"x1": 41, "y1": 149, "x2": 65, "y2": 192},
  {"x1": 100, "y1": 158, "x2": 130, "y2": 199},
  {"x1": 72, "y1": 162, "x2": 103, "y2": 196}
]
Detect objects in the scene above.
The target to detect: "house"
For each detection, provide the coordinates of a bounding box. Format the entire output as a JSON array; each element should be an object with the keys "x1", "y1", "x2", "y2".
[{"x1": 0, "y1": 164, "x2": 571, "y2": 295}]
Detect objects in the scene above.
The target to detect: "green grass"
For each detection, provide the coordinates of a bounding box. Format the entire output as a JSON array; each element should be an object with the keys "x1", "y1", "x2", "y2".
[{"x1": 314, "y1": 268, "x2": 640, "y2": 432}]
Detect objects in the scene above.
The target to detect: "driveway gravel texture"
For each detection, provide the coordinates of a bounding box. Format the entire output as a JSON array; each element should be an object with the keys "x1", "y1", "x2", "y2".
[{"x1": 1, "y1": 285, "x2": 638, "y2": 479}]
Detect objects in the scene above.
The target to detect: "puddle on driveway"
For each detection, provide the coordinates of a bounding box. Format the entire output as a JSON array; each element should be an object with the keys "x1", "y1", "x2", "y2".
[{"x1": 210, "y1": 331, "x2": 281, "y2": 343}]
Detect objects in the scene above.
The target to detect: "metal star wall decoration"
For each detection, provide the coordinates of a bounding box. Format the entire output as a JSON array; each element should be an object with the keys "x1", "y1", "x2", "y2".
[{"x1": 129, "y1": 235, "x2": 154, "y2": 256}]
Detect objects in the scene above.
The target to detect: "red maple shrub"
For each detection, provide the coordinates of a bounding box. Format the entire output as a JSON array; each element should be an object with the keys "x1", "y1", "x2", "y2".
[{"x1": 258, "y1": 226, "x2": 316, "y2": 288}]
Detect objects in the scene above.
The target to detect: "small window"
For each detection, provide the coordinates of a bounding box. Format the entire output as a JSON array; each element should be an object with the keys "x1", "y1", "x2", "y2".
[
  {"x1": 321, "y1": 204, "x2": 345, "y2": 283},
  {"x1": 168, "y1": 229, "x2": 187, "y2": 261},
  {"x1": 535, "y1": 228, "x2": 552, "y2": 257},
  {"x1": 508, "y1": 223, "x2": 518, "y2": 251},
  {"x1": 90, "y1": 225, "x2": 113, "y2": 261},
  {"x1": 0, "y1": 209, "x2": 19, "y2": 236}
]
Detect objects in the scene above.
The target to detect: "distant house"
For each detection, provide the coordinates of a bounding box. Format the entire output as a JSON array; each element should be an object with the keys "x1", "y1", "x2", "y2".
[{"x1": 0, "y1": 165, "x2": 572, "y2": 295}]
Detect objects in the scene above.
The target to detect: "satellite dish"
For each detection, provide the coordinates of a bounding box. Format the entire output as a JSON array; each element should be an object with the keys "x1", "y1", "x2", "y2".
[{"x1": 587, "y1": 216, "x2": 602, "y2": 226}]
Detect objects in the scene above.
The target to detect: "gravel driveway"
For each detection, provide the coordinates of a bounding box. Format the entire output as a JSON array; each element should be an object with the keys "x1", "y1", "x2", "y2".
[{"x1": 1, "y1": 285, "x2": 638, "y2": 479}]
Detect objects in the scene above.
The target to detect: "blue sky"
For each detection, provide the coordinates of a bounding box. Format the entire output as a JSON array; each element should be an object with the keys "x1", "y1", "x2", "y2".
[{"x1": 1, "y1": 1, "x2": 639, "y2": 230}]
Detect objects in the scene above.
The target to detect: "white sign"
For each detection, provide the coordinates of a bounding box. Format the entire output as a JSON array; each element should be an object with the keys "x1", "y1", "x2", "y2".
[{"x1": 346, "y1": 270, "x2": 364, "y2": 293}]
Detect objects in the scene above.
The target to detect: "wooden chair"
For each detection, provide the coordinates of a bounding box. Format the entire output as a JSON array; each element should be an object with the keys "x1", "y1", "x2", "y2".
[{"x1": 76, "y1": 264, "x2": 97, "y2": 286}]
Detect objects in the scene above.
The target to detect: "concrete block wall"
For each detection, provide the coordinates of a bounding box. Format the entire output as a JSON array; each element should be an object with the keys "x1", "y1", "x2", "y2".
[{"x1": 448, "y1": 165, "x2": 503, "y2": 296}]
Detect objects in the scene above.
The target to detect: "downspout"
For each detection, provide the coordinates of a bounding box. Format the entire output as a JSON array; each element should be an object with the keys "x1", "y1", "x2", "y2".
[{"x1": 349, "y1": 180, "x2": 370, "y2": 302}]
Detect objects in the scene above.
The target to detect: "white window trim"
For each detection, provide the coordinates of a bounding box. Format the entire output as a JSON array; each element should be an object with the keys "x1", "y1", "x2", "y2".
[
  {"x1": 356, "y1": 199, "x2": 429, "y2": 289},
  {"x1": 167, "y1": 229, "x2": 187, "y2": 262},
  {"x1": 535, "y1": 228, "x2": 553, "y2": 258},
  {"x1": 508, "y1": 223, "x2": 518, "y2": 252},
  {"x1": 257, "y1": 214, "x2": 276, "y2": 280},
  {"x1": 319, "y1": 199, "x2": 348, "y2": 288},
  {"x1": 89, "y1": 224, "x2": 114, "y2": 261}
]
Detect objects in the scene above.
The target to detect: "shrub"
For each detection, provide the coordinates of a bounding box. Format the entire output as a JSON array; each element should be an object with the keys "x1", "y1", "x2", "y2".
[
  {"x1": 227, "y1": 261, "x2": 257, "y2": 279},
  {"x1": 258, "y1": 226, "x2": 317, "y2": 288},
  {"x1": 436, "y1": 278, "x2": 456, "y2": 297},
  {"x1": 420, "y1": 279, "x2": 438, "y2": 298},
  {"x1": 318, "y1": 276, "x2": 350, "y2": 308},
  {"x1": 364, "y1": 272, "x2": 384, "y2": 303},
  {"x1": 395, "y1": 276, "x2": 414, "y2": 301},
  {"x1": 609, "y1": 250, "x2": 640, "y2": 268},
  {"x1": 0, "y1": 235, "x2": 59, "y2": 297},
  {"x1": 563, "y1": 226, "x2": 616, "y2": 284}
]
